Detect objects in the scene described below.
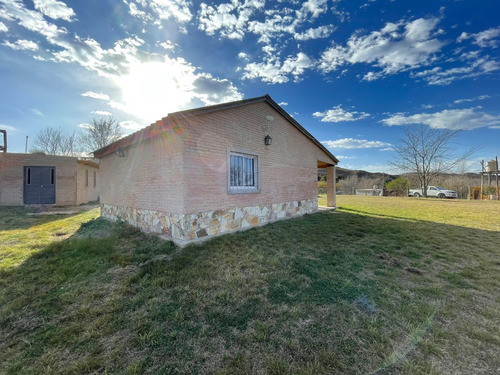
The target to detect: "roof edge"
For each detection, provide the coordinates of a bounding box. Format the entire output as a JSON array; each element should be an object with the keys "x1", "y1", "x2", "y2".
[
  {"x1": 94, "y1": 95, "x2": 338, "y2": 164},
  {"x1": 262, "y1": 95, "x2": 339, "y2": 165}
]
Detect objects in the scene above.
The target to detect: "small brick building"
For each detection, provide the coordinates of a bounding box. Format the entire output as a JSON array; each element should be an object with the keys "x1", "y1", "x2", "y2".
[
  {"x1": 0, "y1": 153, "x2": 99, "y2": 206},
  {"x1": 95, "y1": 95, "x2": 338, "y2": 245}
]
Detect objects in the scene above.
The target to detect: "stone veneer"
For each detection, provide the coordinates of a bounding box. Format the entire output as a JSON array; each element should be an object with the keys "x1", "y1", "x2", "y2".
[{"x1": 101, "y1": 198, "x2": 317, "y2": 245}]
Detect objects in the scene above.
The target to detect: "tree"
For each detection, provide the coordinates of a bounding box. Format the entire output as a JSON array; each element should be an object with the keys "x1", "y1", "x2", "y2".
[
  {"x1": 340, "y1": 174, "x2": 359, "y2": 195},
  {"x1": 79, "y1": 117, "x2": 122, "y2": 153},
  {"x1": 385, "y1": 176, "x2": 410, "y2": 197},
  {"x1": 32, "y1": 127, "x2": 79, "y2": 156},
  {"x1": 391, "y1": 124, "x2": 471, "y2": 197}
]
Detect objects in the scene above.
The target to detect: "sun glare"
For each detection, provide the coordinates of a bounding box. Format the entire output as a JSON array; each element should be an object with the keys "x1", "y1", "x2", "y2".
[{"x1": 114, "y1": 59, "x2": 196, "y2": 122}]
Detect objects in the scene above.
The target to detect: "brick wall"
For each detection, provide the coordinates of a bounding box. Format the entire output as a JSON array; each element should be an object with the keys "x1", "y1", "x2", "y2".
[
  {"x1": 76, "y1": 162, "x2": 100, "y2": 205},
  {"x1": 182, "y1": 101, "x2": 336, "y2": 213},
  {"x1": 0, "y1": 153, "x2": 77, "y2": 205},
  {"x1": 98, "y1": 124, "x2": 186, "y2": 213}
]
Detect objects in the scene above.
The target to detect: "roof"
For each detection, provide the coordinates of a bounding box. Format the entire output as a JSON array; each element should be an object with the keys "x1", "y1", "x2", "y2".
[
  {"x1": 94, "y1": 94, "x2": 338, "y2": 164},
  {"x1": 77, "y1": 159, "x2": 99, "y2": 168}
]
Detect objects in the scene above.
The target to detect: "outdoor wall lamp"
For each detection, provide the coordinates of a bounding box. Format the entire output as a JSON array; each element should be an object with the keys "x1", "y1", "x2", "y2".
[
  {"x1": 116, "y1": 147, "x2": 125, "y2": 157},
  {"x1": 264, "y1": 135, "x2": 272, "y2": 146}
]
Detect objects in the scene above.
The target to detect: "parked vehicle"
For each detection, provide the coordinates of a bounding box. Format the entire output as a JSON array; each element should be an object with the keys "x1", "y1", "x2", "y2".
[{"x1": 408, "y1": 186, "x2": 457, "y2": 198}]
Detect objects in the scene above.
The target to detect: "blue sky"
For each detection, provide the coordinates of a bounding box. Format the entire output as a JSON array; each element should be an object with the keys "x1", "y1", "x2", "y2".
[{"x1": 1, "y1": 0, "x2": 499, "y2": 172}]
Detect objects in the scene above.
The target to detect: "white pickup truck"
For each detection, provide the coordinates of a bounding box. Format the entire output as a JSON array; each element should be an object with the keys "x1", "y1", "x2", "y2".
[{"x1": 408, "y1": 186, "x2": 457, "y2": 198}]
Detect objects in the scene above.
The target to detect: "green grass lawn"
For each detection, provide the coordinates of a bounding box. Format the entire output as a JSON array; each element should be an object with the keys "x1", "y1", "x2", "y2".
[{"x1": 1, "y1": 197, "x2": 499, "y2": 374}]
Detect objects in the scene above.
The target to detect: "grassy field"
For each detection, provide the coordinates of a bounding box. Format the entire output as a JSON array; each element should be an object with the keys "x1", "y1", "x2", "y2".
[{"x1": 1, "y1": 197, "x2": 499, "y2": 374}]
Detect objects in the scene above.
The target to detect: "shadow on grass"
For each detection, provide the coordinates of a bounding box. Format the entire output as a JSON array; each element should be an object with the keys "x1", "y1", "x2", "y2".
[
  {"x1": 1, "y1": 210, "x2": 500, "y2": 374},
  {"x1": 0, "y1": 206, "x2": 97, "y2": 231}
]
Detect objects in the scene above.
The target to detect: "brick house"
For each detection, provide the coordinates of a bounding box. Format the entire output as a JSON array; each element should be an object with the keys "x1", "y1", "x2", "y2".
[
  {"x1": 95, "y1": 95, "x2": 338, "y2": 245},
  {"x1": 0, "y1": 153, "x2": 99, "y2": 206}
]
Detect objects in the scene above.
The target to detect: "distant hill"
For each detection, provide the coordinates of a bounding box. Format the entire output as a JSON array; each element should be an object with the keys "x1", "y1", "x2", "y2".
[
  {"x1": 318, "y1": 167, "x2": 398, "y2": 182},
  {"x1": 319, "y1": 167, "x2": 481, "y2": 183}
]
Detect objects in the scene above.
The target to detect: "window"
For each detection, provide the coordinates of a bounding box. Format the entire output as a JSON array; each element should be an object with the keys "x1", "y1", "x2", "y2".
[
  {"x1": 93, "y1": 171, "x2": 97, "y2": 188},
  {"x1": 85, "y1": 169, "x2": 89, "y2": 187},
  {"x1": 229, "y1": 152, "x2": 259, "y2": 193}
]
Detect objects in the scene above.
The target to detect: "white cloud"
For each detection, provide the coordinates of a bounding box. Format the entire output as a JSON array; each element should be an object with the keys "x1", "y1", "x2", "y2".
[
  {"x1": 33, "y1": 0, "x2": 75, "y2": 21},
  {"x1": 242, "y1": 52, "x2": 313, "y2": 84},
  {"x1": 336, "y1": 155, "x2": 358, "y2": 160},
  {"x1": 457, "y1": 26, "x2": 500, "y2": 48},
  {"x1": 322, "y1": 138, "x2": 391, "y2": 149},
  {"x1": 248, "y1": 0, "x2": 330, "y2": 44},
  {"x1": 453, "y1": 95, "x2": 491, "y2": 104},
  {"x1": 313, "y1": 105, "x2": 370, "y2": 122},
  {"x1": 0, "y1": 21, "x2": 7, "y2": 32},
  {"x1": 49, "y1": 35, "x2": 147, "y2": 77},
  {"x1": 278, "y1": 101, "x2": 288, "y2": 106},
  {"x1": 238, "y1": 52, "x2": 249, "y2": 60},
  {"x1": 125, "y1": 0, "x2": 192, "y2": 23},
  {"x1": 198, "y1": 0, "x2": 265, "y2": 40},
  {"x1": 30, "y1": 108, "x2": 43, "y2": 116},
  {"x1": 119, "y1": 120, "x2": 143, "y2": 131},
  {"x1": 198, "y1": 0, "x2": 333, "y2": 46},
  {"x1": 319, "y1": 17, "x2": 445, "y2": 78},
  {"x1": 294, "y1": 25, "x2": 333, "y2": 41},
  {"x1": 362, "y1": 71, "x2": 383, "y2": 81},
  {"x1": 123, "y1": 1, "x2": 150, "y2": 22},
  {"x1": 91, "y1": 110, "x2": 113, "y2": 117},
  {"x1": 0, "y1": 124, "x2": 17, "y2": 132},
  {"x1": 301, "y1": 0, "x2": 329, "y2": 18},
  {"x1": 3, "y1": 39, "x2": 38, "y2": 50},
  {"x1": 412, "y1": 57, "x2": 500, "y2": 85},
  {"x1": 381, "y1": 107, "x2": 500, "y2": 130},
  {"x1": 1, "y1": 0, "x2": 66, "y2": 41},
  {"x1": 82, "y1": 92, "x2": 110, "y2": 101},
  {"x1": 159, "y1": 40, "x2": 176, "y2": 50}
]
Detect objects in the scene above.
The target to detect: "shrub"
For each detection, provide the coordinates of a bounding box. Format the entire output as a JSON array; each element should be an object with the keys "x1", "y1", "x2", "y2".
[
  {"x1": 318, "y1": 181, "x2": 327, "y2": 194},
  {"x1": 385, "y1": 176, "x2": 410, "y2": 197}
]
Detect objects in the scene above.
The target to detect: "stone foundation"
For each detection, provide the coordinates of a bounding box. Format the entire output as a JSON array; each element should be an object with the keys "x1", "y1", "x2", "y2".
[{"x1": 101, "y1": 198, "x2": 318, "y2": 245}]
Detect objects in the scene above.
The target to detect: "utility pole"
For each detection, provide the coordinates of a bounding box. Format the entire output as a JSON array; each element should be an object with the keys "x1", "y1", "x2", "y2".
[
  {"x1": 480, "y1": 160, "x2": 484, "y2": 199},
  {"x1": 496, "y1": 156, "x2": 499, "y2": 201}
]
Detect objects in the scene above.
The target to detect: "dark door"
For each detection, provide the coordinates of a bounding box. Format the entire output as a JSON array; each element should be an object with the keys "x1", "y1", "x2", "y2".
[{"x1": 24, "y1": 166, "x2": 56, "y2": 204}]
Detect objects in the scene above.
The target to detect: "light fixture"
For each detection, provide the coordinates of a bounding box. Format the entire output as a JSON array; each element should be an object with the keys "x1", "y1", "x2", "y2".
[
  {"x1": 264, "y1": 135, "x2": 272, "y2": 146},
  {"x1": 116, "y1": 147, "x2": 125, "y2": 157}
]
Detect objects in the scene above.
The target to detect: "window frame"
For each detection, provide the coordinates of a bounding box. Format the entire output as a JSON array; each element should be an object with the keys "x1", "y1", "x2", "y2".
[{"x1": 227, "y1": 149, "x2": 260, "y2": 195}]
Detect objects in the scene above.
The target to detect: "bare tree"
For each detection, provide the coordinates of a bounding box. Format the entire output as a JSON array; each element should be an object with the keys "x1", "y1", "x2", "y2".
[
  {"x1": 32, "y1": 127, "x2": 79, "y2": 156},
  {"x1": 79, "y1": 117, "x2": 122, "y2": 153},
  {"x1": 340, "y1": 174, "x2": 359, "y2": 195},
  {"x1": 391, "y1": 124, "x2": 471, "y2": 197}
]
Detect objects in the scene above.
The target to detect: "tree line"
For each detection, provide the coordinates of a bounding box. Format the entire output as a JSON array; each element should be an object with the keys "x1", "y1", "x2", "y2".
[{"x1": 31, "y1": 117, "x2": 122, "y2": 156}]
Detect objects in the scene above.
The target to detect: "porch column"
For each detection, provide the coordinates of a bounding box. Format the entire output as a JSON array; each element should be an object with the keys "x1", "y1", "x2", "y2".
[{"x1": 326, "y1": 165, "x2": 336, "y2": 208}]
